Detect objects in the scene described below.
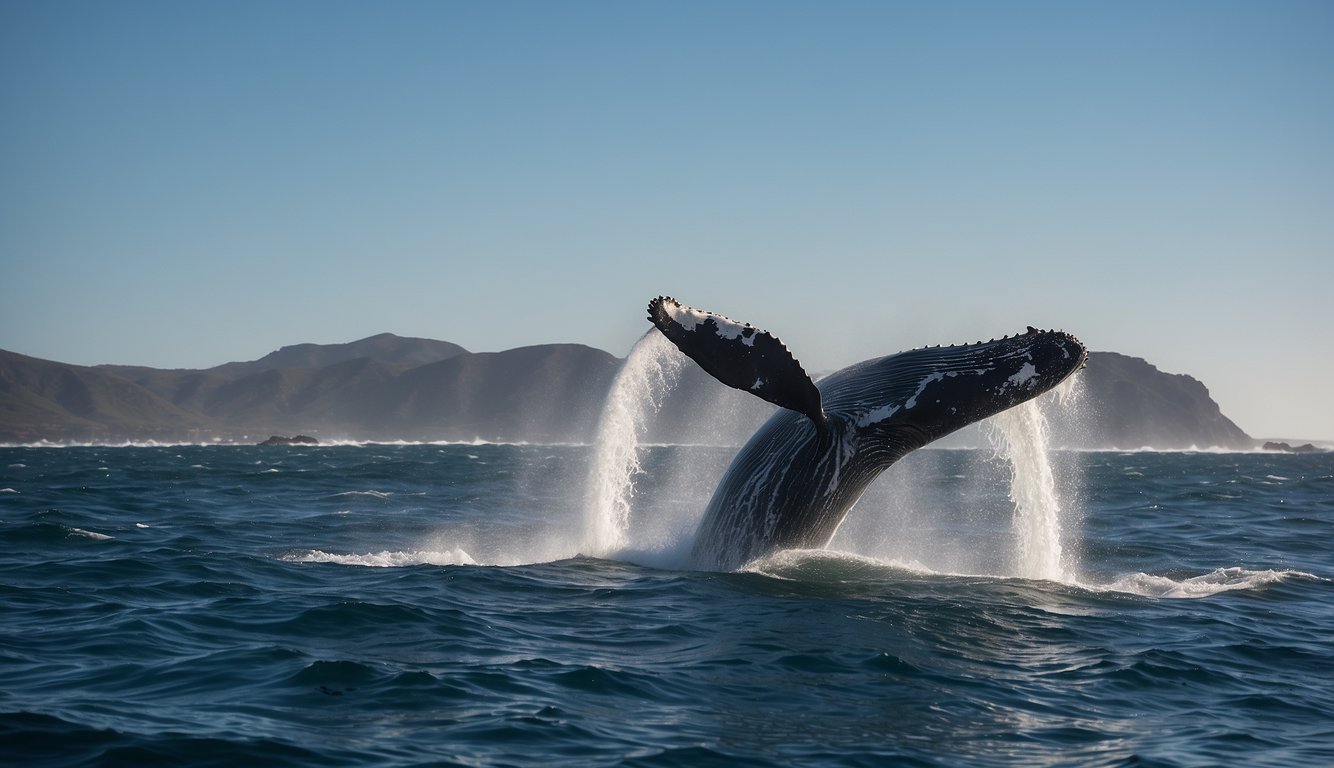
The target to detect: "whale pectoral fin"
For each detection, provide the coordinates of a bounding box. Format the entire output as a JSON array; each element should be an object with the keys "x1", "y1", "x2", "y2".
[{"x1": 648, "y1": 296, "x2": 825, "y2": 426}]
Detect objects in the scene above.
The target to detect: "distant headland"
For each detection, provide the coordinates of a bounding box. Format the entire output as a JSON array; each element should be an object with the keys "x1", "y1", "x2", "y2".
[
  {"x1": 1261, "y1": 441, "x2": 1323, "y2": 454},
  {"x1": 0, "y1": 333, "x2": 1309, "y2": 450}
]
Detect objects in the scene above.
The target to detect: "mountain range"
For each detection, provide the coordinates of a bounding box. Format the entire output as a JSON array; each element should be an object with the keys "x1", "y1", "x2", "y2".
[{"x1": 0, "y1": 333, "x2": 1256, "y2": 449}]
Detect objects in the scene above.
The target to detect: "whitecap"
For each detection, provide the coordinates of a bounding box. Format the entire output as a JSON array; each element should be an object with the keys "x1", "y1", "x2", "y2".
[
  {"x1": 738, "y1": 552, "x2": 1319, "y2": 602},
  {"x1": 0, "y1": 488, "x2": 19, "y2": 494},
  {"x1": 742, "y1": 548, "x2": 944, "y2": 580},
  {"x1": 282, "y1": 549, "x2": 476, "y2": 567},
  {"x1": 326, "y1": 490, "x2": 394, "y2": 499},
  {"x1": 1096, "y1": 567, "x2": 1315, "y2": 599}
]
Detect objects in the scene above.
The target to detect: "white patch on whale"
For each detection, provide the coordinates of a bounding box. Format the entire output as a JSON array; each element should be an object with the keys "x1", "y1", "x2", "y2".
[
  {"x1": 905, "y1": 372, "x2": 947, "y2": 409},
  {"x1": 661, "y1": 301, "x2": 758, "y2": 346},
  {"x1": 1006, "y1": 362, "x2": 1038, "y2": 389}
]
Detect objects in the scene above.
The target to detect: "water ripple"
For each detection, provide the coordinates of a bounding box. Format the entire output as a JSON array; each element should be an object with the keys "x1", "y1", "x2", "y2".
[{"x1": 1, "y1": 446, "x2": 1331, "y2": 767}]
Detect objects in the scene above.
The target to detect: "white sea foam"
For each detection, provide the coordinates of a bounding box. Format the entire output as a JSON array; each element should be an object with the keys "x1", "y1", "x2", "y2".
[
  {"x1": 327, "y1": 490, "x2": 394, "y2": 499},
  {"x1": 744, "y1": 549, "x2": 1315, "y2": 601},
  {"x1": 284, "y1": 549, "x2": 476, "y2": 567},
  {"x1": 743, "y1": 548, "x2": 925, "y2": 580},
  {"x1": 1093, "y1": 568, "x2": 1316, "y2": 599}
]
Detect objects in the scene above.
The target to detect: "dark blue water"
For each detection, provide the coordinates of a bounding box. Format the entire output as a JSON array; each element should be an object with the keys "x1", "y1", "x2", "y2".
[{"x1": 2, "y1": 444, "x2": 1331, "y2": 767}]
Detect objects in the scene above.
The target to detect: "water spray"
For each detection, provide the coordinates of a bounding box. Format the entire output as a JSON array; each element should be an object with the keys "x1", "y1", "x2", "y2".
[
  {"x1": 581, "y1": 331, "x2": 685, "y2": 556},
  {"x1": 986, "y1": 375, "x2": 1083, "y2": 582}
]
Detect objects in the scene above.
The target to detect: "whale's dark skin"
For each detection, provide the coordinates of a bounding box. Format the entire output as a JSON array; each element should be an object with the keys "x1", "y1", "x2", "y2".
[{"x1": 647, "y1": 297, "x2": 1087, "y2": 571}]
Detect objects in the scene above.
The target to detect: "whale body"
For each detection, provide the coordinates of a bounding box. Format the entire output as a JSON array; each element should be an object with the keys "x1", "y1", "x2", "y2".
[{"x1": 646, "y1": 296, "x2": 1087, "y2": 571}]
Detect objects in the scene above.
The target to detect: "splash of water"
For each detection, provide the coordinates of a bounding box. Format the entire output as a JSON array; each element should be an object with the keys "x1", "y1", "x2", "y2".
[
  {"x1": 582, "y1": 331, "x2": 685, "y2": 556},
  {"x1": 986, "y1": 376, "x2": 1082, "y2": 582}
]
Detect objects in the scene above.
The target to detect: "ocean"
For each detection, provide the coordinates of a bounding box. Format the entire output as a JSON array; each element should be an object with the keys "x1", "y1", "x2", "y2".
[{"x1": 2, "y1": 434, "x2": 1331, "y2": 767}]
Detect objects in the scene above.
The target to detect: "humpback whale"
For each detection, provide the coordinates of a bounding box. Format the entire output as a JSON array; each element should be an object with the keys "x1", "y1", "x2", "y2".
[{"x1": 647, "y1": 296, "x2": 1088, "y2": 571}]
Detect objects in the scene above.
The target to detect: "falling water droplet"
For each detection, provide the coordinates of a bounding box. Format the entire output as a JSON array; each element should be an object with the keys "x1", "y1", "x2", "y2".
[
  {"x1": 986, "y1": 375, "x2": 1083, "y2": 582},
  {"x1": 582, "y1": 331, "x2": 685, "y2": 556}
]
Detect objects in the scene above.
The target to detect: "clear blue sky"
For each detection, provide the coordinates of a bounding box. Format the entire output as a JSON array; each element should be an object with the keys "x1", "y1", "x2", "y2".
[{"x1": 2, "y1": 1, "x2": 1331, "y2": 440}]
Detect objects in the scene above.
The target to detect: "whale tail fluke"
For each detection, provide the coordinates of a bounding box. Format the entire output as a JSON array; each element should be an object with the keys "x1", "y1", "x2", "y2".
[
  {"x1": 650, "y1": 295, "x2": 1090, "y2": 571},
  {"x1": 648, "y1": 296, "x2": 825, "y2": 427}
]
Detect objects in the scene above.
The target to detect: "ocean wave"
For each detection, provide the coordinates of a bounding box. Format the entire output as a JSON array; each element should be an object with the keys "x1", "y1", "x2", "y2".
[
  {"x1": 323, "y1": 490, "x2": 395, "y2": 499},
  {"x1": 4, "y1": 443, "x2": 1332, "y2": 768},
  {"x1": 0, "y1": 437, "x2": 595, "y2": 450},
  {"x1": 1095, "y1": 567, "x2": 1318, "y2": 599},
  {"x1": 281, "y1": 548, "x2": 477, "y2": 567},
  {"x1": 3, "y1": 439, "x2": 1328, "y2": 455},
  {"x1": 742, "y1": 548, "x2": 931, "y2": 580},
  {"x1": 67, "y1": 526, "x2": 114, "y2": 541},
  {"x1": 0, "y1": 711, "x2": 327, "y2": 767},
  {"x1": 739, "y1": 550, "x2": 1319, "y2": 603}
]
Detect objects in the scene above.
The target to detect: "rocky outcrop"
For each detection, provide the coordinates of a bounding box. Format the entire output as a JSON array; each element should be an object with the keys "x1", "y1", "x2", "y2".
[
  {"x1": 258, "y1": 435, "x2": 319, "y2": 446},
  {"x1": 1049, "y1": 352, "x2": 1253, "y2": 450},
  {"x1": 1262, "y1": 441, "x2": 1323, "y2": 454}
]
